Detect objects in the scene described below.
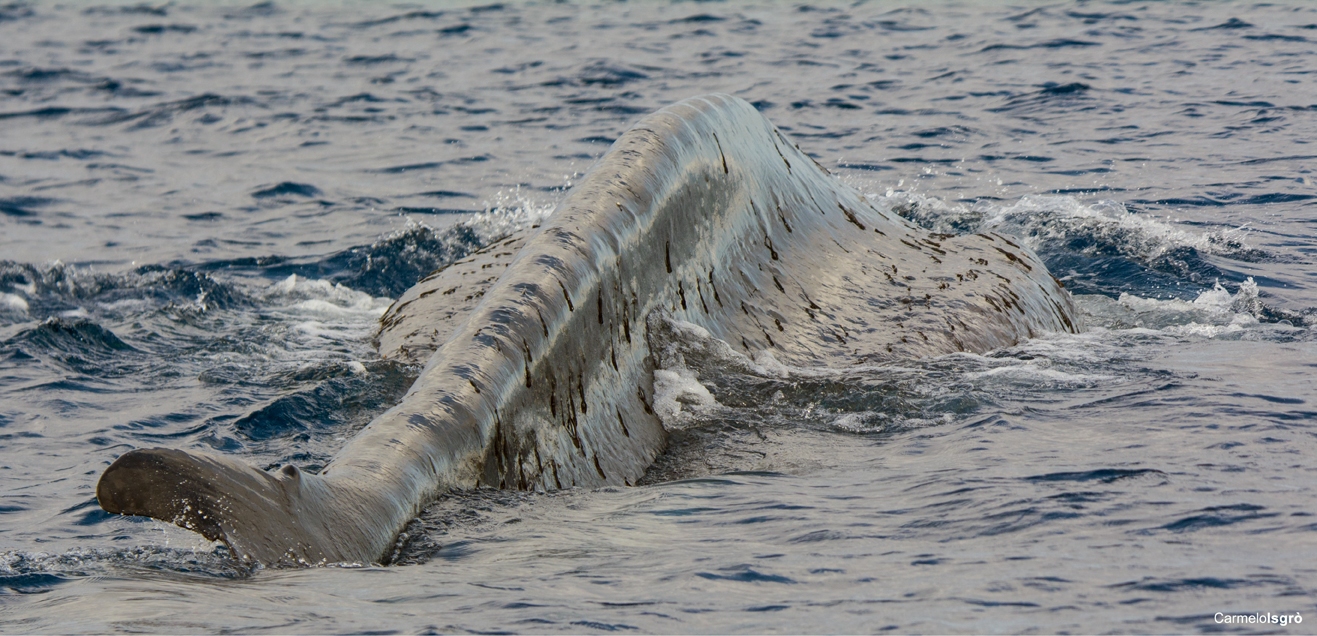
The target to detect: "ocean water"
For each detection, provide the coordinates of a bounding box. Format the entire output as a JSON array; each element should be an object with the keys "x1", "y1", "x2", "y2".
[{"x1": 2, "y1": 0, "x2": 1316, "y2": 632}]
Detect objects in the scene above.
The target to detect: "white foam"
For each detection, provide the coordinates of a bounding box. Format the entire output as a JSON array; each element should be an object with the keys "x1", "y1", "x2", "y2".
[
  {"x1": 1076, "y1": 277, "x2": 1265, "y2": 335},
  {"x1": 867, "y1": 190, "x2": 1259, "y2": 268},
  {"x1": 964, "y1": 363, "x2": 1116, "y2": 387},
  {"x1": 263, "y1": 275, "x2": 392, "y2": 317},
  {"x1": 467, "y1": 185, "x2": 556, "y2": 241},
  {"x1": 97, "y1": 298, "x2": 151, "y2": 313},
  {"x1": 652, "y1": 368, "x2": 718, "y2": 428},
  {"x1": 0, "y1": 293, "x2": 28, "y2": 313},
  {"x1": 290, "y1": 298, "x2": 388, "y2": 318}
]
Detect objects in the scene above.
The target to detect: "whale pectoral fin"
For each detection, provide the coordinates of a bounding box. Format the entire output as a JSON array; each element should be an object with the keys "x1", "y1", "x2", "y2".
[{"x1": 96, "y1": 448, "x2": 360, "y2": 565}]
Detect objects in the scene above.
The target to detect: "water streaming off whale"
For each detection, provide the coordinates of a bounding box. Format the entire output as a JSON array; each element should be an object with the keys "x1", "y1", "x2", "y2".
[{"x1": 3, "y1": 2, "x2": 1316, "y2": 632}]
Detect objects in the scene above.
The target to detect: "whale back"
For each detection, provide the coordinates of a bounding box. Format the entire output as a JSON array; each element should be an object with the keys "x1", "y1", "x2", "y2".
[{"x1": 98, "y1": 94, "x2": 1079, "y2": 565}]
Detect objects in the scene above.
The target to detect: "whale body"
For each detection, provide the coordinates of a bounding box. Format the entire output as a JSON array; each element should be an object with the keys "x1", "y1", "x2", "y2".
[{"x1": 96, "y1": 94, "x2": 1079, "y2": 565}]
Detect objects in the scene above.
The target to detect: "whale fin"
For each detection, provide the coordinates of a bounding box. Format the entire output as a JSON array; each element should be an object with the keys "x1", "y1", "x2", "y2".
[{"x1": 96, "y1": 447, "x2": 387, "y2": 564}]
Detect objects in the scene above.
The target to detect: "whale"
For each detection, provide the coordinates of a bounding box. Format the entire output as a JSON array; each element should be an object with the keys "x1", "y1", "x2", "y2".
[{"x1": 96, "y1": 94, "x2": 1080, "y2": 565}]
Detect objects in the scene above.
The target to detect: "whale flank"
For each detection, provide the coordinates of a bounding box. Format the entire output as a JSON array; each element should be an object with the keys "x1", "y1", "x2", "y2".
[{"x1": 96, "y1": 94, "x2": 1079, "y2": 565}]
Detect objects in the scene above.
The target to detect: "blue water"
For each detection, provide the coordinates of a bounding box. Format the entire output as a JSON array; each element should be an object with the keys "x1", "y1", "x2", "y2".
[{"x1": 2, "y1": 1, "x2": 1316, "y2": 632}]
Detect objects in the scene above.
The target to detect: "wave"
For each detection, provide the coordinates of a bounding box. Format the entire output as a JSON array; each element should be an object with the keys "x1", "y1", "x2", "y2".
[
  {"x1": 0, "y1": 197, "x2": 546, "y2": 330},
  {"x1": 874, "y1": 190, "x2": 1291, "y2": 301}
]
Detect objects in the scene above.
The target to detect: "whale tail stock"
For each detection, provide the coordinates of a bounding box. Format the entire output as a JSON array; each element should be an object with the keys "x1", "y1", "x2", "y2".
[
  {"x1": 96, "y1": 93, "x2": 1080, "y2": 566},
  {"x1": 97, "y1": 448, "x2": 389, "y2": 564}
]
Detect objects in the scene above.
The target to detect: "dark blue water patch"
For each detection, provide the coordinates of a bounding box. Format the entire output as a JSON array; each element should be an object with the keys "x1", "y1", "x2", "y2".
[
  {"x1": 1065, "y1": 10, "x2": 1137, "y2": 24},
  {"x1": 0, "y1": 196, "x2": 55, "y2": 217},
  {"x1": 1129, "y1": 196, "x2": 1220, "y2": 207},
  {"x1": 590, "y1": 103, "x2": 649, "y2": 116},
  {"x1": 1243, "y1": 32, "x2": 1309, "y2": 43},
  {"x1": 219, "y1": 1, "x2": 279, "y2": 19},
  {"x1": 571, "y1": 61, "x2": 649, "y2": 88},
  {"x1": 3, "y1": 67, "x2": 98, "y2": 84},
  {"x1": 1239, "y1": 153, "x2": 1317, "y2": 167},
  {"x1": 3, "y1": 318, "x2": 139, "y2": 375},
  {"x1": 1024, "y1": 468, "x2": 1167, "y2": 484},
  {"x1": 372, "y1": 161, "x2": 446, "y2": 174},
  {"x1": 980, "y1": 39, "x2": 1099, "y2": 52},
  {"x1": 1046, "y1": 491, "x2": 1110, "y2": 505},
  {"x1": 72, "y1": 506, "x2": 115, "y2": 526},
  {"x1": 343, "y1": 54, "x2": 412, "y2": 65},
  {"x1": 977, "y1": 154, "x2": 1054, "y2": 163},
  {"x1": 570, "y1": 620, "x2": 637, "y2": 632},
  {"x1": 0, "y1": 106, "x2": 129, "y2": 121},
  {"x1": 118, "y1": 411, "x2": 201, "y2": 431},
  {"x1": 14, "y1": 148, "x2": 106, "y2": 160},
  {"x1": 958, "y1": 598, "x2": 1040, "y2": 608},
  {"x1": 0, "y1": 260, "x2": 249, "y2": 324},
  {"x1": 413, "y1": 191, "x2": 476, "y2": 200},
  {"x1": 351, "y1": 10, "x2": 447, "y2": 28},
  {"x1": 888, "y1": 156, "x2": 959, "y2": 164},
  {"x1": 331, "y1": 93, "x2": 389, "y2": 105},
  {"x1": 788, "y1": 529, "x2": 850, "y2": 543},
  {"x1": 132, "y1": 24, "x2": 198, "y2": 35},
  {"x1": 911, "y1": 126, "x2": 971, "y2": 139},
  {"x1": 1232, "y1": 393, "x2": 1304, "y2": 405},
  {"x1": 393, "y1": 207, "x2": 470, "y2": 215},
  {"x1": 0, "y1": 573, "x2": 69, "y2": 595},
  {"x1": 94, "y1": 93, "x2": 252, "y2": 129},
  {"x1": 649, "y1": 507, "x2": 717, "y2": 517},
  {"x1": 823, "y1": 98, "x2": 861, "y2": 110},
  {"x1": 80, "y1": 4, "x2": 169, "y2": 16},
  {"x1": 125, "y1": 421, "x2": 210, "y2": 442},
  {"x1": 437, "y1": 24, "x2": 473, "y2": 36},
  {"x1": 229, "y1": 359, "x2": 415, "y2": 443},
  {"x1": 696, "y1": 566, "x2": 794, "y2": 584},
  {"x1": 873, "y1": 19, "x2": 933, "y2": 32},
  {"x1": 1112, "y1": 577, "x2": 1253, "y2": 593},
  {"x1": 837, "y1": 162, "x2": 894, "y2": 172},
  {"x1": 281, "y1": 223, "x2": 486, "y2": 298},
  {"x1": 989, "y1": 82, "x2": 1094, "y2": 114},
  {"x1": 0, "y1": 3, "x2": 33, "y2": 21},
  {"x1": 251, "y1": 182, "x2": 321, "y2": 199},
  {"x1": 1037, "y1": 242, "x2": 1238, "y2": 299},
  {"x1": 1192, "y1": 17, "x2": 1252, "y2": 31},
  {"x1": 1154, "y1": 504, "x2": 1279, "y2": 534},
  {"x1": 1039, "y1": 82, "x2": 1089, "y2": 96},
  {"x1": 975, "y1": 506, "x2": 1083, "y2": 537},
  {"x1": 670, "y1": 13, "x2": 724, "y2": 24},
  {"x1": 368, "y1": 155, "x2": 491, "y2": 175},
  {"x1": 1242, "y1": 193, "x2": 1316, "y2": 205},
  {"x1": 243, "y1": 48, "x2": 309, "y2": 61},
  {"x1": 115, "y1": 264, "x2": 248, "y2": 312}
]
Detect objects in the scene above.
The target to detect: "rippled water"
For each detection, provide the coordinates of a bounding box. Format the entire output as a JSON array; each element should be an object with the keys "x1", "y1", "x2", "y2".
[{"x1": 3, "y1": 1, "x2": 1317, "y2": 632}]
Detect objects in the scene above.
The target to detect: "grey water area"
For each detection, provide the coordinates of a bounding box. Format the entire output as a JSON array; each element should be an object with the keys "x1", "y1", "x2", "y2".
[{"x1": 1, "y1": 0, "x2": 1315, "y2": 632}]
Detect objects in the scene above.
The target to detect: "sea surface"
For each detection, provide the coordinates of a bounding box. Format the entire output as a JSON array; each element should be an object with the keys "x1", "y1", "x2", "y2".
[{"x1": 2, "y1": 1, "x2": 1316, "y2": 632}]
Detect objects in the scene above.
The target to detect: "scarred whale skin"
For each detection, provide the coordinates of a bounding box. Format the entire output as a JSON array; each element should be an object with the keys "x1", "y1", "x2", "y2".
[{"x1": 97, "y1": 94, "x2": 1079, "y2": 565}]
